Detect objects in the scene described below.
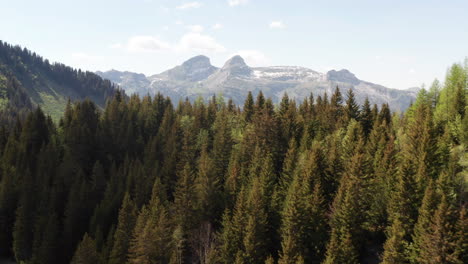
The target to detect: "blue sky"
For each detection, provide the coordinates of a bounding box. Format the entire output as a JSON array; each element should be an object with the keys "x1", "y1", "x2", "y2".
[{"x1": 1, "y1": 0, "x2": 467, "y2": 89}]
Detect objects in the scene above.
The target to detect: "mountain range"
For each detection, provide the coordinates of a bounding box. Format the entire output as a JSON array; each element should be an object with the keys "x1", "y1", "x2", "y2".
[{"x1": 97, "y1": 55, "x2": 418, "y2": 111}]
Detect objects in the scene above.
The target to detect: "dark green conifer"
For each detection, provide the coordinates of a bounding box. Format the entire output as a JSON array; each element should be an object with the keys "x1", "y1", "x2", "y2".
[{"x1": 109, "y1": 193, "x2": 137, "y2": 264}]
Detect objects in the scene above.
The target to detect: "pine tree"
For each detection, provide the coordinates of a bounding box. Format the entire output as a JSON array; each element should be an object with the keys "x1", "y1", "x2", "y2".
[
  {"x1": 279, "y1": 93, "x2": 290, "y2": 117},
  {"x1": 173, "y1": 162, "x2": 197, "y2": 230},
  {"x1": 360, "y1": 97, "x2": 373, "y2": 138},
  {"x1": 279, "y1": 173, "x2": 327, "y2": 264},
  {"x1": 63, "y1": 174, "x2": 93, "y2": 262},
  {"x1": 71, "y1": 233, "x2": 100, "y2": 264},
  {"x1": 278, "y1": 175, "x2": 306, "y2": 264},
  {"x1": 329, "y1": 86, "x2": 344, "y2": 126},
  {"x1": 220, "y1": 188, "x2": 248, "y2": 264},
  {"x1": 386, "y1": 160, "x2": 419, "y2": 236},
  {"x1": 345, "y1": 88, "x2": 360, "y2": 122},
  {"x1": 128, "y1": 177, "x2": 172, "y2": 263},
  {"x1": 256, "y1": 91, "x2": 266, "y2": 111},
  {"x1": 379, "y1": 103, "x2": 392, "y2": 126},
  {"x1": 195, "y1": 146, "x2": 220, "y2": 221},
  {"x1": 12, "y1": 187, "x2": 34, "y2": 263},
  {"x1": 243, "y1": 91, "x2": 254, "y2": 122},
  {"x1": 128, "y1": 206, "x2": 152, "y2": 264},
  {"x1": 172, "y1": 163, "x2": 198, "y2": 263},
  {"x1": 212, "y1": 108, "x2": 233, "y2": 181},
  {"x1": 453, "y1": 205, "x2": 467, "y2": 264},
  {"x1": 224, "y1": 150, "x2": 243, "y2": 207},
  {"x1": 418, "y1": 195, "x2": 459, "y2": 264},
  {"x1": 323, "y1": 151, "x2": 363, "y2": 264},
  {"x1": 381, "y1": 217, "x2": 409, "y2": 264},
  {"x1": 109, "y1": 193, "x2": 137, "y2": 264},
  {"x1": 409, "y1": 181, "x2": 439, "y2": 263},
  {"x1": 242, "y1": 177, "x2": 269, "y2": 264}
]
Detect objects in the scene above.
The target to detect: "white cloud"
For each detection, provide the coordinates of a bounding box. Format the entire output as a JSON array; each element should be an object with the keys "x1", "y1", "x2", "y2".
[
  {"x1": 230, "y1": 50, "x2": 271, "y2": 67},
  {"x1": 179, "y1": 33, "x2": 226, "y2": 53},
  {"x1": 176, "y1": 1, "x2": 202, "y2": 9},
  {"x1": 212, "y1": 23, "x2": 223, "y2": 30},
  {"x1": 175, "y1": 20, "x2": 184, "y2": 25},
  {"x1": 269, "y1": 21, "x2": 285, "y2": 29},
  {"x1": 228, "y1": 0, "x2": 249, "y2": 6},
  {"x1": 409, "y1": 68, "x2": 416, "y2": 74},
  {"x1": 113, "y1": 30, "x2": 226, "y2": 55},
  {"x1": 187, "y1": 24, "x2": 204, "y2": 33},
  {"x1": 127, "y1": 36, "x2": 171, "y2": 52},
  {"x1": 162, "y1": 26, "x2": 169, "y2": 31}
]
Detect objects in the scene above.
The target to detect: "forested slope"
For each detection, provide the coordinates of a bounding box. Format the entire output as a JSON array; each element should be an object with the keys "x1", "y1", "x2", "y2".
[
  {"x1": 0, "y1": 41, "x2": 118, "y2": 120},
  {"x1": 0, "y1": 62, "x2": 466, "y2": 264}
]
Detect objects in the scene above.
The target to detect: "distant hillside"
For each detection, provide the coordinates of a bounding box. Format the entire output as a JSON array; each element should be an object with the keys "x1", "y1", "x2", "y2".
[
  {"x1": 0, "y1": 41, "x2": 119, "y2": 119},
  {"x1": 98, "y1": 55, "x2": 418, "y2": 111}
]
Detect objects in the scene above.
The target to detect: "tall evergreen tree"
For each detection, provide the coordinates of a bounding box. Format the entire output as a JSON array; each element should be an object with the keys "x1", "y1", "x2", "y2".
[
  {"x1": 409, "y1": 181, "x2": 439, "y2": 263},
  {"x1": 418, "y1": 195, "x2": 460, "y2": 264},
  {"x1": 381, "y1": 217, "x2": 409, "y2": 264},
  {"x1": 360, "y1": 97, "x2": 374, "y2": 138},
  {"x1": 243, "y1": 91, "x2": 254, "y2": 122},
  {"x1": 109, "y1": 193, "x2": 137, "y2": 264},
  {"x1": 345, "y1": 88, "x2": 360, "y2": 122},
  {"x1": 71, "y1": 233, "x2": 100, "y2": 264}
]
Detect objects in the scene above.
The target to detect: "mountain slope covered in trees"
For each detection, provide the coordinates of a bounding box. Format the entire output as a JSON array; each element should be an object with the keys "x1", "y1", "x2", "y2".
[
  {"x1": 0, "y1": 41, "x2": 118, "y2": 120},
  {"x1": 0, "y1": 59, "x2": 466, "y2": 264}
]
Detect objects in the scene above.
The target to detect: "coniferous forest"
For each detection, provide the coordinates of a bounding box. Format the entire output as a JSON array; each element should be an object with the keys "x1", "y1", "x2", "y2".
[{"x1": 0, "y1": 61, "x2": 467, "y2": 264}]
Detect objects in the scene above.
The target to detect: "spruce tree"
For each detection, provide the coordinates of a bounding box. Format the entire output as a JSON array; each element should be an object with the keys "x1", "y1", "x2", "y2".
[
  {"x1": 345, "y1": 88, "x2": 360, "y2": 121},
  {"x1": 195, "y1": 146, "x2": 221, "y2": 221},
  {"x1": 243, "y1": 91, "x2": 254, "y2": 122},
  {"x1": 109, "y1": 193, "x2": 137, "y2": 264},
  {"x1": 409, "y1": 181, "x2": 439, "y2": 263},
  {"x1": 242, "y1": 177, "x2": 268, "y2": 263},
  {"x1": 12, "y1": 186, "x2": 34, "y2": 263},
  {"x1": 360, "y1": 97, "x2": 373, "y2": 138},
  {"x1": 256, "y1": 91, "x2": 266, "y2": 111},
  {"x1": 323, "y1": 153, "x2": 363, "y2": 264},
  {"x1": 220, "y1": 188, "x2": 248, "y2": 264},
  {"x1": 128, "y1": 178, "x2": 172, "y2": 263},
  {"x1": 71, "y1": 233, "x2": 100, "y2": 264},
  {"x1": 381, "y1": 217, "x2": 409, "y2": 264},
  {"x1": 418, "y1": 195, "x2": 459, "y2": 264}
]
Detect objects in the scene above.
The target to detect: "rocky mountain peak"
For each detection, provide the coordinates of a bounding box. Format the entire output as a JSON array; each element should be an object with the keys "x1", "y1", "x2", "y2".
[
  {"x1": 181, "y1": 55, "x2": 212, "y2": 70},
  {"x1": 222, "y1": 55, "x2": 251, "y2": 76},
  {"x1": 326, "y1": 69, "x2": 360, "y2": 85},
  {"x1": 156, "y1": 55, "x2": 217, "y2": 82},
  {"x1": 223, "y1": 55, "x2": 247, "y2": 67}
]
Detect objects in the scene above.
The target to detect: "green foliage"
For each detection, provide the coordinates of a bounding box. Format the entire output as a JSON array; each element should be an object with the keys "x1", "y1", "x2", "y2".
[
  {"x1": 71, "y1": 233, "x2": 100, "y2": 264},
  {"x1": 0, "y1": 40, "x2": 119, "y2": 121},
  {"x1": 0, "y1": 58, "x2": 466, "y2": 264},
  {"x1": 381, "y1": 218, "x2": 409, "y2": 264},
  {"x1": 108, "y1": 193, "x2": 137, "y2": 264}
]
